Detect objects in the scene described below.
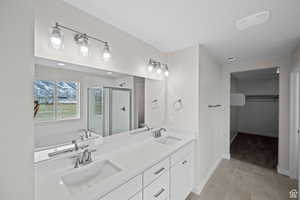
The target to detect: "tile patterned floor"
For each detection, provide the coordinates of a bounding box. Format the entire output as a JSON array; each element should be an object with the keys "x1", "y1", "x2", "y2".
[{"x1": 187, "y1": 159, "x2": 298, "y2": 200}]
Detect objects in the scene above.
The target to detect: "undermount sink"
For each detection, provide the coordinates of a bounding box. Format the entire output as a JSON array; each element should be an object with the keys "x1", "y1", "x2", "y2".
[
  {"x1": 61, "y1": 160, "x2": 121, "y2": 193},
  {"x1": 156, "y1": 136, "x2": 182, "y2": 145}
]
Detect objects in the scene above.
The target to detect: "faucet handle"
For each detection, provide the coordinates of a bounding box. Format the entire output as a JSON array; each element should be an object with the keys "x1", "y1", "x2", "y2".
[
  {"x1": 72, "y1": 140, "x2": 79, "y2": 151},
  {"x1": 74, "y1": 157, "x2": 80, "y2": 168}
]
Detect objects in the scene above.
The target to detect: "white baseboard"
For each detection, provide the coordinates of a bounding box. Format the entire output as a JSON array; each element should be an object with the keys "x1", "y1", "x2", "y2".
[
  {"x1": 192, "y1": 157, "x2": 223, "y2": 195},
  {"x1": 222, "y1": 153, "x2": 231, "y2": 160},
  {"x1": 277, "y1": 167, "x2": 290, "y2": 177}
]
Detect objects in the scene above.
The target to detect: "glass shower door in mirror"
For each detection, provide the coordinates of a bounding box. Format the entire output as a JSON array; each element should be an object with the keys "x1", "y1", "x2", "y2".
[
  {"x1": 88, "y1": 88, "x2": 103, "y2": 136},
  {"x1": 89, "y1": 87, "x2": 132, "y2": 137},
  {"x1": 110, "y1": 88, "x2": 131, "y2": 135}
]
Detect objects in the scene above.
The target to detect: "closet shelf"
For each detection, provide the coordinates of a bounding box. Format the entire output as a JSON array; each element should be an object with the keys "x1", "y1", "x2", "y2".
[
  {"x1": 245, "y1": 95, "x2": 279, "y2": 99},
  {"x1": 245, "y1": 94, "x2": 279, "y2": 102}
]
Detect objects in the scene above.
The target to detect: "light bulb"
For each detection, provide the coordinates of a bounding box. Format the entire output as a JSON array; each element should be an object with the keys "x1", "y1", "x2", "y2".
[
  {"x1": 80, "y1": 44, "x2": 89, "y2": 56},
  {"x1": 49, "y1": 24, "x2": 63, "y2": 49},
  {"x1": 75, "y1": 34, "x2": 89, "y2": 56},
  {"x1": 147, "y1": 59, "x2": 154, "y2": 72},
  {"x1": 102, "y1": 43, "x2": 111, "y2": 61},
  {"x1": 148, "y1": 65, "x2": 154, "y2": 72},
  {"x1": 164, "y1": 70, "x2": 169, "y2": 77},
  {"x1": 156, "y1": 67, "x2": 162, "y2": 74}
]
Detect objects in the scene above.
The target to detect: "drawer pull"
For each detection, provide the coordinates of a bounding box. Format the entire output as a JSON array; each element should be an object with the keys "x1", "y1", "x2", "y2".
[
  {"x1": 154, "y1": 167, "x2": 165, "y2": 175},
  {"x1": 182, "y1": 160, "x2": 188, "y2": 165},
  {"x1": 154, "y1": 188, "x2": 165, "y2": 198}
]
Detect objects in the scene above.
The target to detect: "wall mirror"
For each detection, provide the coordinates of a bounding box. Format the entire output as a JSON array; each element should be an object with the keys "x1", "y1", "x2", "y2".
[{"x1": 34, "y1": 58, "x2": 145, "y2": 151}]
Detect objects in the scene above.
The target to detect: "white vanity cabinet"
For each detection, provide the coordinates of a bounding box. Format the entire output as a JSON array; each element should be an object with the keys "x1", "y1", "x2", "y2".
[
  {"x1": 170, "y1": 152, "x2": 194, "y2": 200},
  {"x1": 99, "y1": 141, "x2": 194, "y2": 200}
]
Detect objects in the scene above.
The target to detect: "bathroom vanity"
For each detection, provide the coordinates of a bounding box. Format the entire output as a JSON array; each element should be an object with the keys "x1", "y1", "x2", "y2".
[{"x1": 35, "y1": 130, "x2": 195, "y2": 200}]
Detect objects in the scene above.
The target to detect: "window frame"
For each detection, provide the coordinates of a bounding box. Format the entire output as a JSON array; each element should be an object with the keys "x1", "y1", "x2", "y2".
[{"x1": 34, "y1": 80, "x2": 81, "y2": 123}]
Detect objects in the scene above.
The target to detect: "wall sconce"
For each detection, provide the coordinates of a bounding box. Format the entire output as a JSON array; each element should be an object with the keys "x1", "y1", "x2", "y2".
[
  {"x1": 49, "y1": 22, "x2": 111, "y2": 61},
  {"x1": 147, "y1": 58, "x2": 169, "y2": 77}
]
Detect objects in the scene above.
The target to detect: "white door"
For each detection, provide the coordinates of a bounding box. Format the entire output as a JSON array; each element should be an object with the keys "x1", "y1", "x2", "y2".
[
  {"x1": 111, "y1": 89, "x2": 131, "y2": 134},
  {"x1": 170, "y1": 153, "x2": 194, "y2": 200},
  {"x1": 290, "y1": 72, "x2": 300, "y2": 180}
]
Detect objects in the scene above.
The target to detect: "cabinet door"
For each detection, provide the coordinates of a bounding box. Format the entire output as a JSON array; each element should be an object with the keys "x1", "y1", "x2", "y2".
[
  {"x1": 101, "y1": 175, "x2": 142, "y2": 200},
  {"x1": 170, "y1": 153, "x2": 194, "y2": 200}
]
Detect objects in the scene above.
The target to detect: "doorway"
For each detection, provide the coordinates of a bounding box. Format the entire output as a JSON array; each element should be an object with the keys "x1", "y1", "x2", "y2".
[{"x1": 230, "y1": 68, "x2": 279, "y2": 169}]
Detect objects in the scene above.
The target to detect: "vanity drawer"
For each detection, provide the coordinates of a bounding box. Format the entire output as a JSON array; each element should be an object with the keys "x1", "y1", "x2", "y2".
[
  {"x1": 144, "y1": 170, "x2": 169, "y2": 200},
  {"x1": 143, "y1": 157, "x2": 169, "y2": 186},
  {"x1": 100, "y1": 175, "x2": 142, "y2": 200},
  {"x1": 170, "y1": 142, "x2": 194, "y2": 167}
]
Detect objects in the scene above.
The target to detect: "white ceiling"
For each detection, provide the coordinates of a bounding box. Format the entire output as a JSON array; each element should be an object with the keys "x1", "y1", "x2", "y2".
[
  {"x1": 232, "y1": 68, "x2": 278, "y2": 81},
  {"x1": 63, "y1": 0, "x2": 300, "y2": 63}
]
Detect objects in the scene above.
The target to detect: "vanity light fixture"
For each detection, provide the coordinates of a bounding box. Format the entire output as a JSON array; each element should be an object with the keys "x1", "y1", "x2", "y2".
[
  {"x1": 49, "y1": 23, "x2": 64, "y2": 49},
  {"x1": 163, "y1": 64, "x2": 169, "y2": 77},
  {"x1": 147, "y1": 59, "x2": 154, "y2": 72},
  {"x1": 276, "y1": 67, "x2": 280, "y2": 74},
  {"x1": 74, "y1": 33, "x2": 89, "y2": 56},
  {"x1": 156, "y1": 63, "x2": 162, "y2": 74},
  {"x1": 147, "y1": 58, "x2": 169, "y2": 77},
  {"x1": 49, "y1": 22, "x2": 111, "y2": 61},
  {"x1": 102, "y1": 42, "x2": 111, "y2": 61}
]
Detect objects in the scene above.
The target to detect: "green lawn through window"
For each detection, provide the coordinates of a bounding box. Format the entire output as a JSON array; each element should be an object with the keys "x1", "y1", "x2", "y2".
[{"x1": 37, "y1": 103, "x2": 77, "y2": 121}]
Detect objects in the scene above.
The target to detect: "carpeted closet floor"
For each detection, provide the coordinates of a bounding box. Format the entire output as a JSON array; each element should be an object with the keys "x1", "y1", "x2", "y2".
[{"x1": 230, "y1": 133, "x2": 278, "y2": 169}]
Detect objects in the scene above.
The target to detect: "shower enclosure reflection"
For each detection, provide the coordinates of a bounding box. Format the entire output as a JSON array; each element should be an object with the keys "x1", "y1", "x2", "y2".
[{"x1": 88, "y1": 87, "x2": 134, "y2": 137}]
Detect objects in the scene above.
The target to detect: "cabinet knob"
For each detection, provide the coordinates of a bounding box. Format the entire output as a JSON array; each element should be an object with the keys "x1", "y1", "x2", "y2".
[
  {"x1": 154, "y1": 188, "x2": 165, "y2": 198},
  {"x1": 154, "y1": 167, "x2": 165, "y2": 175},
  {"x1": 182, "y1": 160, "x2": 188, "y2": 165}
]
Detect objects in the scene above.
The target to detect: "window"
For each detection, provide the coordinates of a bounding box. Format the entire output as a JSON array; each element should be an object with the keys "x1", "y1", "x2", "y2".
[{"x1": 34, "y1": 80, "x2": 80, "y2": 122}]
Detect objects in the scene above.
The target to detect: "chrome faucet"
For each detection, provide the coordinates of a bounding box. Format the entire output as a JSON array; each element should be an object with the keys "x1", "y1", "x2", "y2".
[
  {"x1": 153, "y1": 128, "x2": 167, "y2": 138},
  {"x1": 74, "y1": 149, "x2": 95, "y2": 168},
  {"x1": 82, "y1": 129, "x2": 89, "y2": 139},
  {"x1": 141, "y1": 124, "x2": 151, "y2": 131}
]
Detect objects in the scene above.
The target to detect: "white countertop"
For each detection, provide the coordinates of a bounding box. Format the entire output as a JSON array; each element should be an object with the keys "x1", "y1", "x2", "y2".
[{"x1": 35, "y1": 130, "x2": 195, "y2": 200}]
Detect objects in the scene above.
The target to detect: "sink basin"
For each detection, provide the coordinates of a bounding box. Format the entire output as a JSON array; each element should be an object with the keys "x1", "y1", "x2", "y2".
[
  {"x1": 61, "y1": 160, "x2": 121, "y2": 193},
  {"x1": 156, "y1": 136, "x2": 181, "y2": 145}
]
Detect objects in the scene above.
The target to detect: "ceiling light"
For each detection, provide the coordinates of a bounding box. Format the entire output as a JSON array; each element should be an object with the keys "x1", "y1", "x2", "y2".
[
  {"x1": 227, "y1": 56, "x2": 237, "y2": 63},
  {"x1": 147, "y1": 59, "x2": 154, "y2": 72},
  {"x1": 57, "y1": 62, "x2": 65, "y2": 66},
  {"x1": 102, "y1": 42, "x2": 111, "y2": 61},
  {"x1": 74, "y1": 34, "x2": 89, "y2": 56},
  {"x1": 236, "y1": 11, "x2": 270, "y2": 31},
  {"x1": 49, "y1": 23, "x2": 63, "y2": 49}
]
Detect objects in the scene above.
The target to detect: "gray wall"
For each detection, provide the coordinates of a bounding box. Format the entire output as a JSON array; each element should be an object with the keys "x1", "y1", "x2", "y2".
[
  {"x1": 237, "y1": 78, "x2": 279, "y2": 138},
  {"x1": 0, "y1": 1, "x2": 34, "y2": 199}
]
